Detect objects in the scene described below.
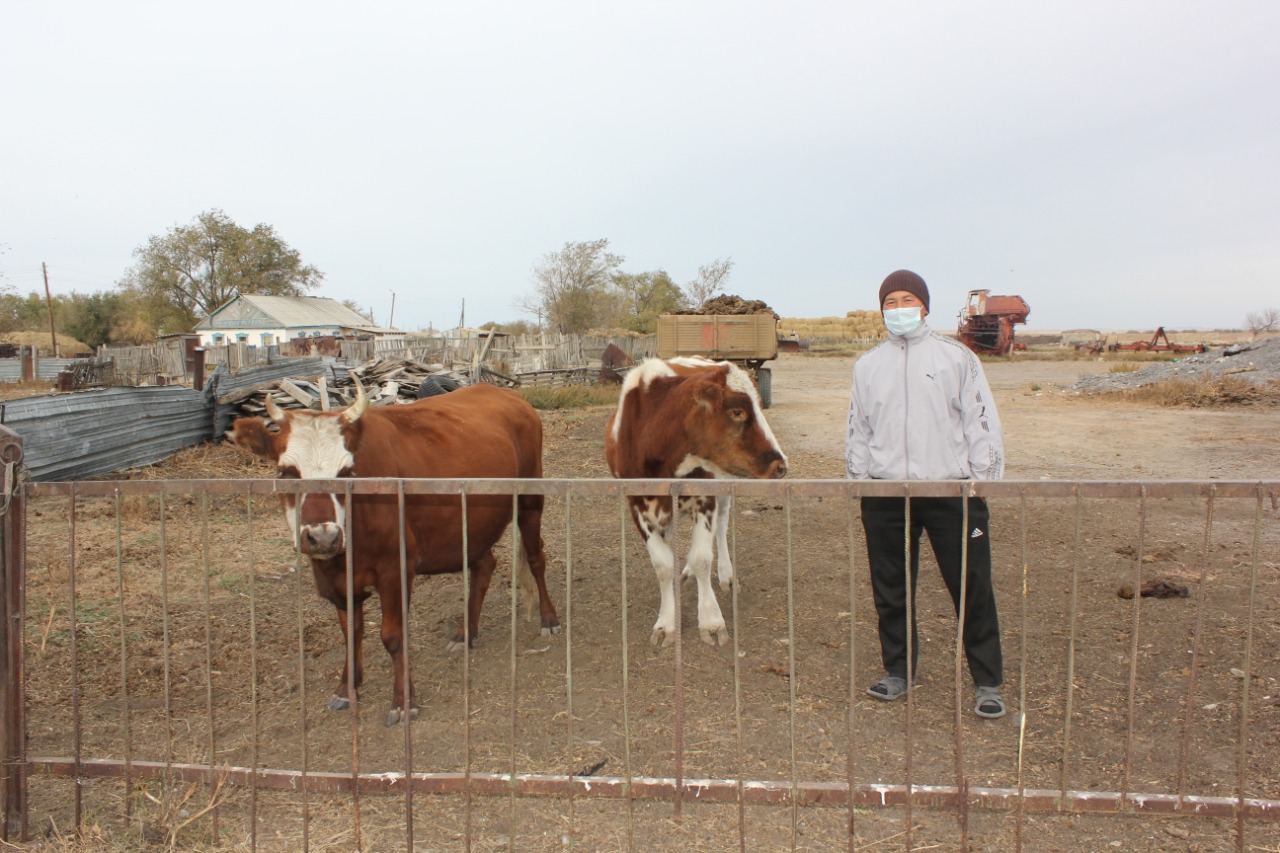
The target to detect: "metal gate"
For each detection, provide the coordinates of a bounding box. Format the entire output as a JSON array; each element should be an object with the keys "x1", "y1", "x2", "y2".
[{"x1": 2, "y1": 424, "x2": 1279, "y2": 851}]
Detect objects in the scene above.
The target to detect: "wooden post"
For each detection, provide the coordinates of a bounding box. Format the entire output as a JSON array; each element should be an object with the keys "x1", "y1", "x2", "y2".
[
  {"x1": 0, "y1": 427, "x2": 27, "y2": 841},
  {"x1": 42, "y1": 263, "x2": 58, "y2": 359}
]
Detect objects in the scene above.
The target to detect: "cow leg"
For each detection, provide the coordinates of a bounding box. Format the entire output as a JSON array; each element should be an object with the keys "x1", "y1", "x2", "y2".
[
  {"x1": 517, "y1": 493, "x2": 562, "y2": 637},
  {"x1": 447, "y1": 550, "x2": 497, "y2": 652},
  {"x1": 713, "y1": 496, "x2": 734, "y2": 592},
  {"x1": 637, "y1": 499, "x2": 679, "y2": 647},
  {"x1": 328, "y1": 599, "x2": 365, "y2": 712},
  {"x1": 684, "y1": 503, "x2": 729, "y2": 646},
  {"x1": 376, "y1": 570, "x2": 419, "y2": 727}
]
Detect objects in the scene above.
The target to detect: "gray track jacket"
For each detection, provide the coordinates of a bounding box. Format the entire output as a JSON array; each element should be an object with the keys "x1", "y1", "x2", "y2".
[{"x1": 845, "y1": 320, "x2": 1004, "y2": 481}]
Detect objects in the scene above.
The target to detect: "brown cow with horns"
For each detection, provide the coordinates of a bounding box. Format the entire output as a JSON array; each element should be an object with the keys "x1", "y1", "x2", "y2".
[{"x1": 227, "y1": 381, "x2": 562, "y2": 726}]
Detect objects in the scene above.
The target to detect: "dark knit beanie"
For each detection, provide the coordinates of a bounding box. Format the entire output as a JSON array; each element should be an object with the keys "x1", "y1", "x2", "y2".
[{"x1": 878, "y1": 270, "x2": 930, "y2": 312}]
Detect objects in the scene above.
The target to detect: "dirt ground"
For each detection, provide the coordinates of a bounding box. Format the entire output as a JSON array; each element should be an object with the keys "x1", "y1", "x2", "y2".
[{"x1": 15, "y1": 353, "x2": 1280, "y2": 852}]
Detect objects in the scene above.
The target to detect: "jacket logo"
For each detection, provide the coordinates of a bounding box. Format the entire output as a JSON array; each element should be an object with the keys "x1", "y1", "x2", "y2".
[{"x1": 970, "y1": 528, "x2": 984, "y2": 538}]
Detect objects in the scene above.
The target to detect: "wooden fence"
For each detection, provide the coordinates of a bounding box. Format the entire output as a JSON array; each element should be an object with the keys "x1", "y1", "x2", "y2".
[{"x1": 76, "y1": 333, "x2": 657, "y2": 390}]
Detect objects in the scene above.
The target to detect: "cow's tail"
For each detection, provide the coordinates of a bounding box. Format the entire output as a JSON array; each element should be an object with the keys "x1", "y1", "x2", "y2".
[{"x1": 517, "y1": 540, "x2": 538, "y2": 622}]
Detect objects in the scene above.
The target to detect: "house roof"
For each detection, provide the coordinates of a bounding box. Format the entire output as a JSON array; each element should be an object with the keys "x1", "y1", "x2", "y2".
[{"x1": 194, "y1": 294, "x2": 399, "y2": 334}]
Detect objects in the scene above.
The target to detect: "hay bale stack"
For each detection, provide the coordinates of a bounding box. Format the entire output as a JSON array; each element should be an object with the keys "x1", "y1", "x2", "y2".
[{"x1": 779, "y1": 310, "x2": 886, "y2": 341}]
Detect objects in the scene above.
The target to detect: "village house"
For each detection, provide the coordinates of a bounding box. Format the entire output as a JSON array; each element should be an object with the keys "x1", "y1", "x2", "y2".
[{"x1": 192, "y1": 294, "x2": 403, "y2": 348}]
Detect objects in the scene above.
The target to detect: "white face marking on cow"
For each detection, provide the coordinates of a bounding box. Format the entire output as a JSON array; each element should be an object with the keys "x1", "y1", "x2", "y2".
[
  {"x1": 718, "y1": 362, "x2": 785, "y2": 466},
  {"x1": 674, "y1": 453, "x2": 733, "y2": 480},
  {"x1": 611, "y1": 359, "x2": 679, "y2": 443},
  {"x1": 278, "y1": 413, "x2": 354, "y2": 556},
  {"x1": 279, "y1": 414, "x2": 354, "y2": 478}
]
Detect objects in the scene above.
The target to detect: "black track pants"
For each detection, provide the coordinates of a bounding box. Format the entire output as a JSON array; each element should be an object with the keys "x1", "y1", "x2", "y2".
[{"x1": 861, "y1": 496, "x2": 1003, "y2": 688}]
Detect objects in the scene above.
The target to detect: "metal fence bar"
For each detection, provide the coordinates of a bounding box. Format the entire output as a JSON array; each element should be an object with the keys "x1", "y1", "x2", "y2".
[
  {"x1": 784, "y1": 488, "x2": 799, "y2": 850},
  {"x1": 398, "y1": 482, "x2": 414, "y2": 853},
  {"x1": 1014, "y1": 490, "x2": 1030, "y2": 853},
  {"x1": 199, "y1": 494, "x2": 221, "y2": 843},
  {"x1": 67, "y1": 488, "x2": 83, "y2": 830},
  {"x1": 8, "y1": 475, "x2": 1280, "y2": 851},
  {"x1": 844, "y1": 494, "x2": 858, "y2": 853},
  {"x1": 730, "y1": 483, "x2": 747, "y2": 853},
  {"x1": 26, "y1": 758, "x2": 1280, "y2": 818},
  {"x1": 952, "y1": 487, "x2": 971, "y2": 849},
  {"x1": 1179, "y1": 489, "x2": 1215, "y2": 803},
  {"x1": 561, "y1": 489, "x2": 576, "y2": 851},
  {"x1": 1237, "y1": 488, "x2": 1265, "y2": 853},
  {"x1": 112, "y1": 488, "x2": 134, "y2": 830},
  {"x1": 26, "y1": 477, "x2": 1280, "y2": 501},
  {"x1": 245, "y1": 488, "x2": 260, "y2": 851}
]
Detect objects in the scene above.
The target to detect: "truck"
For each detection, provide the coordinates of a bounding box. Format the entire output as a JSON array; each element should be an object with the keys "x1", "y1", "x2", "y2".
[
  {"x1": 956, "y1": 289, "x2": 1031, "y2": 356},
  {"x1": 656, "y1": 312, "x2": 779, "y2": 408}
]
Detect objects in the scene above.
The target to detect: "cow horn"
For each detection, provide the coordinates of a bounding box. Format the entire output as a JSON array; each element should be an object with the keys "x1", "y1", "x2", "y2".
[
  {"x1": 342, "y1": 381, "x2": 369, "y2": 423},
  {"x1": 264, "y1": 394, "x2": 287, "y2": 423}
]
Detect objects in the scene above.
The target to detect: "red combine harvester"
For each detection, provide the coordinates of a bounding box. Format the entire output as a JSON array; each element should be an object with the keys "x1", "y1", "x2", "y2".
[
  {"x1": 1108, "y1": 327, "x2": 1206, "y2": 354},
  {"x1": 956, "y1": 289, "x2": 1030, "y2": 356}
]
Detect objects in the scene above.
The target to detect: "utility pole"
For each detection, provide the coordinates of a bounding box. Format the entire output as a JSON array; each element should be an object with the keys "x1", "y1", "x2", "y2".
[
  {"x1": 388, "y1": 290, "x2": 396, "y2": 328},
  {"x1": 42, "y1": 262, "x2": 59, "y2": 357}
]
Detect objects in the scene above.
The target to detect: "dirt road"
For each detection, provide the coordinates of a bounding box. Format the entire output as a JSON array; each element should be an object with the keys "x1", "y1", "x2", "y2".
[{"x1": 763, "y1": 352, "x2": 1280, "y2": 481}]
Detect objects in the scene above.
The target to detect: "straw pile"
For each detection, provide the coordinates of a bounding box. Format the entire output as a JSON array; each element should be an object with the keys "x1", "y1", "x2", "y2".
[{"x1": 779, "y1": 309, "x2": 886, "y2": 341}]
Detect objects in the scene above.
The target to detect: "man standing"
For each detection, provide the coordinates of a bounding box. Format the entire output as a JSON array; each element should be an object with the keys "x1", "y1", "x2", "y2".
[{"x1": 845, "y1": 270, "x2": 1006, "y2": 719}]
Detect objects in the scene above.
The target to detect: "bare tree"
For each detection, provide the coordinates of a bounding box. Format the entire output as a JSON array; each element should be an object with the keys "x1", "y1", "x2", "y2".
[
  {"x1": 1245, "y1": 308, "x2": 1280, "y2": 338},
  {"x1": 525, "y1": 239, "x2": 624, "y2": 334},
  {"x1": 683, "y1": 257, "x2": 734, "y2": 308}
]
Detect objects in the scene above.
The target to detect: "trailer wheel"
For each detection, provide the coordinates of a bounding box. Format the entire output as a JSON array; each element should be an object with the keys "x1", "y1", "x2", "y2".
[{"x1": 756, "y1": 367, "x2": 772, "y2": 409}]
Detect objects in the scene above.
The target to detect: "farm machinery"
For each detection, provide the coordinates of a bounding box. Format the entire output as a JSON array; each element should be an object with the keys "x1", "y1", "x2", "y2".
[
  {"x1": 1107, "y1": 327, "x2": 1206, "y2": 354},
  {"x1": 956, "y1": 289, "x2": 1030, "y2": 356}
]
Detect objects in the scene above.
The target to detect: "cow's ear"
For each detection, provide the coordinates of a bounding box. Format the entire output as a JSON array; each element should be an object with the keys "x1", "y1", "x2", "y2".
[
  {"x1": 693, "y1": 380, "x2": 724, "y2": 411},
  {"x1": 226, "y1": 417, "x2": 279, "y2": 462}
]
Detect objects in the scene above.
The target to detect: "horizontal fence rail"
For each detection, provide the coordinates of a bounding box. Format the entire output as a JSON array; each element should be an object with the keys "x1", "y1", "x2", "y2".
[{"x1": 5, "y1": 476, "x2": 1280, "y2": 852}]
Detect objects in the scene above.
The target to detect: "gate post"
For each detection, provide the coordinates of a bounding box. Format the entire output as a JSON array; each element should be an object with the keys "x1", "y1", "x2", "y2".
[{"x1": 0, "y1": 426, "x2": 25, "y2": 841}]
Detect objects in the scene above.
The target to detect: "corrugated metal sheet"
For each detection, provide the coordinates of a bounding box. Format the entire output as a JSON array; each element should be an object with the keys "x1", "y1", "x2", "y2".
[
  {"x1": 207, "y1": 356, "x2": 331, "y2": 404},
  {"x1": 208, "y1": 356, "x2": 350, "y2": 436},
  {"x1": 0, "y1": 358, "x2": 78, "y2": 383},
  {"x1": 1, "y1": 386, "x2": 214, "y2": 481}
]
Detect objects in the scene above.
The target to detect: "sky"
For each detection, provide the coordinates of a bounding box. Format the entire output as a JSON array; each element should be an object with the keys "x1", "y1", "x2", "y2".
[{"x1": 2, "y1": 1, "x2": 1277, "y2": 334}]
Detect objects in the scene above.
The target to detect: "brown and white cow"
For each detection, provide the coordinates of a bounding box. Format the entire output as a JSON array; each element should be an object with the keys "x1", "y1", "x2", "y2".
[
  {"x1": 604, "y1": 357, "x2": 787, "y2": 646},
  {"x1": 227, "y1": 381, "x2": 561, "y2": 725}
]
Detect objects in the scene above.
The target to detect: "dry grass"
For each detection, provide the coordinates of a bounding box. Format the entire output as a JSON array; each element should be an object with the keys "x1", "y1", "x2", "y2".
[
  {"x1": 0, "y1": 379, "x2": 58, "y2": 402},
  {"x1": 518, "y1": 384, "x2": 621, "y2": 410},
  {"x1": 1111, "y1": 375, "x2": 1280, "y2": 407}
]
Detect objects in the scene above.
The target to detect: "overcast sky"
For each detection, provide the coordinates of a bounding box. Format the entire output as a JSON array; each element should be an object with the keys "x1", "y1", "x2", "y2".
[{"x1": 3, "y1": 1, "x2": 1277, "y2": 333}]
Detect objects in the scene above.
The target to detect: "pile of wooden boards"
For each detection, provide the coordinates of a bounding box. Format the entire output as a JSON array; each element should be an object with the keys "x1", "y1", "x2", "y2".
[{"x1": 232, "y1": 357, "x2": 474, "y2": 417}]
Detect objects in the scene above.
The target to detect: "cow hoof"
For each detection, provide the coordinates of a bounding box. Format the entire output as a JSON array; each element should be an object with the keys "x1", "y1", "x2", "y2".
[
  {"x1": 718, "y1": 577, "x2": 734, "y2": 592},
  {"x1": 328, "y1": 695, "x2": 351, "y2": 712},
  {"x1": 541, "y1": 624, "x2": 564, "y2": 637},
  {"x1": 650, "y1": 627, "x2": 676, "y2": 647},
  {"x1": 700, "y1": 627, "x2": 730, "y2": 647},
  {"x1": 385, "y1": 705, "x2": 420, "y2": 727}
]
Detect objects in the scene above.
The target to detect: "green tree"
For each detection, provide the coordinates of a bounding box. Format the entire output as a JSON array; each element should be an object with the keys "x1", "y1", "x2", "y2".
[
  {"x1": 609, "y1": 270, "x2": 687, "y2": 333},
  {"x1": 524, "y1": 239, "x2": 624, "y2": 334},
  {"x1": 120, "y1": 209, "x2": 323, "y2": 331},
  {"x1": 0, "y1": 292, "x2": 50, "y2": 336},
  {"x1": 57, "y1": 291, "x2": 122, "y2": 350}
]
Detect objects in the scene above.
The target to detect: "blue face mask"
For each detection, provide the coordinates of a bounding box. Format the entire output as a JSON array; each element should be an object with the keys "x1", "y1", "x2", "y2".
[{"x1": 883, "y1": 306, "x2": 923, "y2": 336}]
